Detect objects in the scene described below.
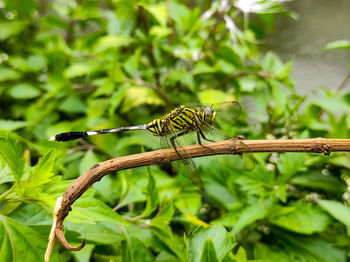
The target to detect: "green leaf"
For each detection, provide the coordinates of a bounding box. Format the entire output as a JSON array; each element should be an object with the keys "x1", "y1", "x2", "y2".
[
  {"x1": 0, "y1": 119, "x2": 30, "y2": 131},
  {"x1": 291, "y1": 170, "x2": 345, "y2": 193},
  {"x1": 232, "y1": 198, "x2": 273, "y2": 234},
  {"x1": 317, "y1": 200, "x2": 350, "y2": 236},
  {"x1": 0, "y1": 67, "x2": 20, "y2": 82},
  {"x1": 68, "y1": 192, "x2": 128, "y2": 226},
  {"x1": 0, "y1": 215, "x2": 59, "y2": 262},
  {"x1": 64, "y1": 60, "x2": 100, "y2": 79},
  {"x1": 192, "y1": 62, "x2": 215, "y2": 75},
  {"x1": 140, "y1": 170, "x2": 159, "y2": 218},
  {"x1": 328, "y1": 113, "x2": 348, "y2": 138},
  {"x1": 324, "y1": 40, "x2": 350, "y2": 50},
  {"x1": 198, "y1": 89, "x2": 235, "y2": 104},
  {"x1": 122, "y1": 236, "x2": 154, "y2": 262},
  {"x1": 199, "y1": 238, "x2": 219, "y2": 262},
  {"x1": 26, "y1": 54, "x2": 47, "y2": 72},
  {"x1": 29, "y1": 150, "x2": 54, "y2": 179},
  {"x1": 254, "y1": 243, "x2": 294, "y2": 262},
  {"x1": 94, "y1": 35, "x2": 133, "y2": 53},
  {"x1": 59, "y1": 95, "x2": 86, "y2": 113},
  {"x1": 0, "y1": 21, "x2": 25, "y2": 40},
  {"x1": 79, "y1": 150, "x2": 101, "y2": 174},
  {"x1": 68, "y1": 221, "x2": 124, "y2": 245},
  {"x1": 108, "y1": 84, "x2": 128, "y2": 118},
  {"x1": 175, "y1": 192, "x2": 201, "y2": 217},
  {"x1": 150, "y1": 222, "x2": 186, "y2": 261},
  {"x1": 143, "y1": 3, "x2": 168, "y2": 27},
  {"x1": 152, "y1": 198, "x2": 174, "y2": 225},
  {"x1": 0, "y1": 136, "x2": 24, "y2": 182},
  {"x1": 149, "y1": 25, "x2": 172, "y2": 38},
  {"x1": 121, "y1": 86, "x2": 164, "y2": 113},
  {"x1": 115, "y1": 171, "x2": 145, "y2": 209},
  {"x1": 261, "y1": 52, "x2": 285, "y2": 74},
  {"x1": 269, "y1": 202, "x2": 331, "y2": 234},
  {"x1": 188, "y1": 225, "x2": 235, "y2": 262},
  {"x1": 277, "y1": 153, "x2": 305, "y2": 181},
  {"x1": 164, "y1": 70, "x2": 194, "y2": 91},
  {"x1": 310, "y1": 95, "x2": 350, "y2": 113},
  {"x1": 7, "y1": 83, "x2": 41, "y2": 99},
  {"x1": 5, "y1": 0, "x2": 37, "y2": 19},
  {"x1": 71, "y1": 243, "x2": 95, "y2": 262},
  {"x1": 279, "y1": 233, "x2": 346, "y2": 262}
]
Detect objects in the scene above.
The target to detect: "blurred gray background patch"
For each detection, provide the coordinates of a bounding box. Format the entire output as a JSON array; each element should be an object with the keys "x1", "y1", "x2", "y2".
[{"x1": 265, "y1": 0, "x2": 350, "y2": 94}]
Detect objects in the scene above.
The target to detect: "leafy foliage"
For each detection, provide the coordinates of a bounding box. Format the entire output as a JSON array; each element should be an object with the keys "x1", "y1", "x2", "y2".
[{"x1": 0, "y1": 0, "x2": 350, "y2": 261}]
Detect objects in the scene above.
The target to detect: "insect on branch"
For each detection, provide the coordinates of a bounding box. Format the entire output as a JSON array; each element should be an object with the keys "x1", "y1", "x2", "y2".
[{"x1": 45, "y1": 137, "x2": 350, "y2": 261}]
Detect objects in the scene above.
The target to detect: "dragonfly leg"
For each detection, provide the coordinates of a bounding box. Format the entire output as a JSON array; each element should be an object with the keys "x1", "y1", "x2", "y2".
[
  {"x1": 198, "y1": 126, "x2": 215, "y2": 142},
  {"x1": 170, "y1": 130, "x2": 191, "y2": 157},
  {"x1": 196, "y1": 131, "x2": 202, "y2": 145}
]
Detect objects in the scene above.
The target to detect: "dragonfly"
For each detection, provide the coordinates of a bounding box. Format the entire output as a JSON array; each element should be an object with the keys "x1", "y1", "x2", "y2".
[{"x1": 50, "y1": 101, "x2": 252, "y2": 189}]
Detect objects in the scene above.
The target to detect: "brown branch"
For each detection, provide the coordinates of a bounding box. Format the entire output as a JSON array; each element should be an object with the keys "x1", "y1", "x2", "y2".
[{"x1": 49, "y1": 138, "x2": 350, "y2": 254}]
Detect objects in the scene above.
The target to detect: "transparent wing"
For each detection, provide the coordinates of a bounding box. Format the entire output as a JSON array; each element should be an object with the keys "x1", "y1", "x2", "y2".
[
  {"x1": 160, "y1": 126, "x2": 204, "y2": 190},
  {"x1": 185, "y1": 101, "x2": 241, "y2": 123},
  {"x1": 198, "y1": 121, "x2": 255, "y2": 171}
]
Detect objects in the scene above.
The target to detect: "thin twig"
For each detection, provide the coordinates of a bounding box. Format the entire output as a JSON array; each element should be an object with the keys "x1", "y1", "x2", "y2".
[{"x1": 46, "y1": 138, "x2": 350, "y2": 257}]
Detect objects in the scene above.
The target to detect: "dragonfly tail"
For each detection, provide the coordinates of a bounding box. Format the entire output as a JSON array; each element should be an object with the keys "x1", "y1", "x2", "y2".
[{"x1": 50, "y1": 124, "x2": 148, "y2": 142}]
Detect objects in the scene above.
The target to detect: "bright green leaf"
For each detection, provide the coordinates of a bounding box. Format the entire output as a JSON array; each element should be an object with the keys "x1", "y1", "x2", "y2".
[
  {"x1": 232, "y1": 198, "x2": 273, "y2": 234},
  {"x1": 122, "y1": 236, "x2": 154, "y2": 262},
  {"x1": 140, "y1": 170, "x2": 159, "y2": 218},
  {"x1": 68, "y1": 192, "x2": 128, "y2": 226},
  {"x1": 0, "y1": 119, "x2": 30, "y2": 131},
  {"x1": 143, "y1": 4, "x2": 168, "y2": 27},
  {"x1": 199, "y1": 238, "x2": 219, "y2": 262},
  {"x1": 94, "y1": 35, "x2": 133, "y2": 53},
  {"x1": 269, "y1": 202, "x2": 331, "y2": 234},
  {"x1": 188, "y1": 225, "x2": 235, "y2": 262},
  {"x1": 324, "y1": 40, "x2": 350, "y2": 50},
  {"x1": 0, "y1": 136, "x2": 24, "y2": 182},
  {"x1": 0, "y1": 21, "x2": 25, "y2": 40},
  {"x1": 7, "y1": 83, "x2": 41, "y2": 99},
  {"x1": 0, "y1": 215, "x2": 59, "y2": 262},
  {"x1": 121, "y1": 86, "x2": 164, "y2": 113},
  {"x1": 0, "y1": 67, "x2": 20, "y2": 82},
  {"x1": 277, "y1": 153, "x2": 305, "y2": 181},
  {"x1": 318, "y1": 200, "x2": 350, "y2": 236},
  {"x1": 198, "y1": 89, "x2": 235, "y2": 104},
  {"x1": 64, "y1": 60, "x2": 100, "y2": 79},
  {"x1": 59, "y1": 95, "x2": 86, "y2": 113},
  {"x1": 79, "y1": 150, "x2": 101, "y2": 174}
]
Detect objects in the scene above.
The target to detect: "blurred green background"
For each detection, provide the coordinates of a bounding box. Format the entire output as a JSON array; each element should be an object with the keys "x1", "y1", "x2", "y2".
[{"x1": 0, "y1": 0, "x2": 350, "y2": 261}]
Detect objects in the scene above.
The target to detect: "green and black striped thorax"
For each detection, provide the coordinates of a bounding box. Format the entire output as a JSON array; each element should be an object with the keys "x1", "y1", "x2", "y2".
[{"x1": 146, "y1": 105, "x2": 217, "y2": 136}]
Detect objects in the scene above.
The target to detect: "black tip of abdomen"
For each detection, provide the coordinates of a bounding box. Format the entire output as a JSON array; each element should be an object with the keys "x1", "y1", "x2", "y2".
[{"x1": 54, "y1": 131, "x2": 88, "y2": 141}]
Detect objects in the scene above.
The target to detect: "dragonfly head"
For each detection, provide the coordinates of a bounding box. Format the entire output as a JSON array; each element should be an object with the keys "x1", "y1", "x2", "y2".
[{"x1": 202, "y1": 106, "x2": 216, "y2": 124}]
